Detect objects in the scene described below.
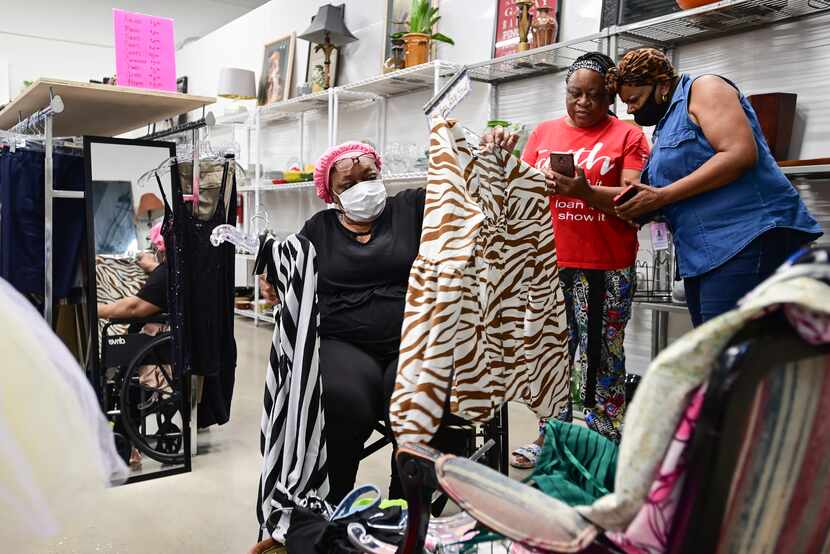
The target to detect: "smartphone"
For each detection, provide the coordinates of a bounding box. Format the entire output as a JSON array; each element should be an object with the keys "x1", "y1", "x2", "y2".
[
  {"x1": 614, "y1": 184, "x2": 657, "y2": 226},
  {"x1": 549, "y1": 152, "x2": 575, "y2": 177},
  {"x1": 613, "y1": 184, "x2": 639, "y2": 206}
]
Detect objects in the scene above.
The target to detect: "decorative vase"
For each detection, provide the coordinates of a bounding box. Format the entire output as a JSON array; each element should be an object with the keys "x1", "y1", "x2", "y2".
[
  {"x1": 676, "y1": 0, "x2": 718, "y2": 8},
  {"x1": 748, "y1": 92, "x2": 797, "y2": 161},
  {"x1": 516, "y1": 0, "x2": 534, "y2": 52},
  {"x1": 403, "y1": 33, "x2": 431, "y2": 68},
  {"x1": 383, "y1": 39, "x2": 404, "y2": 73},
  {"x1": 531, "y1": 6, "x2": 559, "y2": 48}
]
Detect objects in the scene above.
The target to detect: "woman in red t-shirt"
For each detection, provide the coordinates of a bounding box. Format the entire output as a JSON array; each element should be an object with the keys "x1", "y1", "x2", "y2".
[{"x1": 488, "y1": 53, "x2": 650, "y2": 459}]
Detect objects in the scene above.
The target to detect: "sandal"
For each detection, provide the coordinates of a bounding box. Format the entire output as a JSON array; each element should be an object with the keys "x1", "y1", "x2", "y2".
[{"x1": 510, "y1": 443, "x2": 542, "y2": 469}]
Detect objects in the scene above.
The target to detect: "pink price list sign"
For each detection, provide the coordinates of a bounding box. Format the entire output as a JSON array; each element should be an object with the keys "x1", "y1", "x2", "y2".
[{"x1": 113, "y1": 9, "x2": 177, "y2": 91}]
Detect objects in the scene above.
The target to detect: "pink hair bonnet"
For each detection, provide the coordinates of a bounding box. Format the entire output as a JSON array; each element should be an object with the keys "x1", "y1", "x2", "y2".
[
  {"x1": 148, "y1": 222, "x2": 165, "y2": 252},
  {"x1": 313, "y1": 141, "x2": 383, "y2": 203}
]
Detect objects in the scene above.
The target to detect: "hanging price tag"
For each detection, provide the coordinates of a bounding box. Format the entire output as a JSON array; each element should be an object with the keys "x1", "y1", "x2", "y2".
[{"x1": 650, "y1": 222, "x2": 670, "y2": 251}]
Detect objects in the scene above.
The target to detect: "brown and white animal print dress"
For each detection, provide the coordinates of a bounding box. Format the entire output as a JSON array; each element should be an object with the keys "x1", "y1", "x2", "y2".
[{"x1": 389, "y1": 117, "x2": 570, "y2": 445}]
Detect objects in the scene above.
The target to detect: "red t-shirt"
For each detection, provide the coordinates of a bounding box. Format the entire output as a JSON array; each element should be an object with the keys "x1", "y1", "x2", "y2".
[{"x1": 522, "y1": 116, "x2": 650, "y2": 270}]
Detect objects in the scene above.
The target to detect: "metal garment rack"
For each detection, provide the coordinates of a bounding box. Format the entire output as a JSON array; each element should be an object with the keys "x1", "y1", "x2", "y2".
[
  {"x1": 141, "y1": 109, "x2": 219, "y2": 210},
  {"x1": 6, "y1": 89, "x2": 80, "y2": 325}
]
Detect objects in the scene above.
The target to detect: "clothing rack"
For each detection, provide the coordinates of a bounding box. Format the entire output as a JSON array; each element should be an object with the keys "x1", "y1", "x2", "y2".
[
  {"x1": 139, "y1": 110, "x2": 216, "y2": 141},
  {"x1": 3, "y1": 89, "x2": 80, "y2": 325},
  {"x1": 141, "y1": 111, "x2": 220, "y2": 210}
]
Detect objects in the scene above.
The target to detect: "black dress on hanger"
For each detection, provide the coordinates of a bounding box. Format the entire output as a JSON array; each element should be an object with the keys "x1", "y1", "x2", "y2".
[{"x1": 158, "y1": 156, "x2": 237, "y2": 428}]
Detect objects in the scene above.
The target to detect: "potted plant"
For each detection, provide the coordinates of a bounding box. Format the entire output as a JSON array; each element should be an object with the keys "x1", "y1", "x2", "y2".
[{"x1": 390, "y1": 0, "x2": 454, "y2": 68}]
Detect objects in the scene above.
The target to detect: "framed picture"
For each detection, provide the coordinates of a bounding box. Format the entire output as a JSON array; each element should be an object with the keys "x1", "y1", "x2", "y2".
[
  {"x1": 258, "y1": 33, "x2": 296, "y2": 106},
  {"x1": 305, "y1": 34, "x2": 340, "y2": 92},
  {"x1": 492, "y1": 0, "x2": 561, "y2": 59}
]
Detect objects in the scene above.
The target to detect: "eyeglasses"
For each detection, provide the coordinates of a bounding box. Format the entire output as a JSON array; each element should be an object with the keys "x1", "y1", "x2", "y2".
[
  {"x1": 332, "y1": 153, "x2": 376, "y2": 173},
  {"x1": 566, "y1": 88, "x2": 609, "y2": 104}
]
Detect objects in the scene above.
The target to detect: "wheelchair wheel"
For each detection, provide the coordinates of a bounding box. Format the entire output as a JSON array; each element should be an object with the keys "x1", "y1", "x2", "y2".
[{"x1": 119, "y1": 334, "x2": 186, "y2": 465}]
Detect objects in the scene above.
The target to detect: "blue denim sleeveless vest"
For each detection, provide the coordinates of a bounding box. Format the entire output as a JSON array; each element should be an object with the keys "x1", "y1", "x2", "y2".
[{"x1": 644, "y1": 74, "x2": 821, "y2": 278}]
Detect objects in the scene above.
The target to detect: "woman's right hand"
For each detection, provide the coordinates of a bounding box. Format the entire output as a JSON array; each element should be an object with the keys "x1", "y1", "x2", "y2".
[{"x1": 482, "y1": 127, "x2": 519, "y2": 154}]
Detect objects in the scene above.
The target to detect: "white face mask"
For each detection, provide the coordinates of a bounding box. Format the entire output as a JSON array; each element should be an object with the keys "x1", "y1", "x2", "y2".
[{"x1": 336, "y1": 179, "x2": 387, "y2": 223}]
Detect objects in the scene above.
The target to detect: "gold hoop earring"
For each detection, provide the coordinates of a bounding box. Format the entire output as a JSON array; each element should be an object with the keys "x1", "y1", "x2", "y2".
[{"x1": 662, "y1": 94, "x2": 668, "y2": 102}]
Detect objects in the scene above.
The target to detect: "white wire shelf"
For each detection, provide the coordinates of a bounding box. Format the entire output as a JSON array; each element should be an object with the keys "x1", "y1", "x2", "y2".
[
  {"x1": 384, "y1": 171, "x2": 428, "y2": 185},
  {"x1": 234, "y1": 308, "x2": 275, "y2": 324},
  {"x1": 237, "y1": 172, "x2": 428, "y2": 193},
  {"x1": 214, "y1": 110, "x2": 252, "y2": 126},
  {"x1": 257, "y1": 89, "x2": 377, "y2": 123},
  {"x1": 611, "y1": 0, "x2": 830, "y2": 51},
  {"x1": 467, "y1": 33, "x2": 608, "y2": 84},
  {"x1": 238, "y1": 180, "x2": 315, "y2": 192},
  {"x1": 342, "y1": 61, "x2": 460, "y2": 98}
]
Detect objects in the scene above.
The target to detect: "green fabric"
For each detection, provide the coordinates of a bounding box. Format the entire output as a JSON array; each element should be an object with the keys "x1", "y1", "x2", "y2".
[{"x1": 530, "y1": 420, "x2": 619, "y2": 506}]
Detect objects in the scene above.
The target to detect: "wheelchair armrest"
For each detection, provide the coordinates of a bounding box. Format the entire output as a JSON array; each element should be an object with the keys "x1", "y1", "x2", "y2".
[
  {"x1": 106, "y1": 313, "x2": 170, "y2": 326},
  {"x1": 435, "y1": 455, "x2": 599, "y2": 552}
]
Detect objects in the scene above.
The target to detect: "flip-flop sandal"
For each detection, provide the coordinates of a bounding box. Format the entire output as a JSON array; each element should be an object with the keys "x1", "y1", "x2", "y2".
[{"x1": 510, "y1": 443, "x2": 542, "y2": 469}]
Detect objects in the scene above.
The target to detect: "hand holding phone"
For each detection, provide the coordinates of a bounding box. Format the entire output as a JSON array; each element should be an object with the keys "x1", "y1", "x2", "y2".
[
  {"x1": 613, "y1": 184, "x2": 639, "y2": 206},
  {"x1": 614, "y1": 183, "x2": 657, "y2": 226},
  {"x1": 549, "y1": 152, "x2": 575, "y2": 178}
]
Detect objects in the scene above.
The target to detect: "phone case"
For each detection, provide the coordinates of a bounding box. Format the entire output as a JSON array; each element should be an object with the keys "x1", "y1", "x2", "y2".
[{"x1": 549, "y1": 153, "x2": 575, "y2": 177}]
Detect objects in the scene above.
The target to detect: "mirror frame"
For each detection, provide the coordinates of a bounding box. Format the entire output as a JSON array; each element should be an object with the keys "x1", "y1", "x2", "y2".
[{"x1": 83, "y1": 135, "x2": 191, "y2": 483}]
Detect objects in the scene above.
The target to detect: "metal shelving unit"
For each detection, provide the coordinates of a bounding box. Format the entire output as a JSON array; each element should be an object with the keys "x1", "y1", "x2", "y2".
[
  {"x1": 467, "y1": 33, "x2": 609, "y2": 84},
  {"x1": 342, "y1": 61, "x2": 459, "y2": 98},
  {"x1": 609, "y1": 0, "x2": 830, "y2": 53},
  {"x1": 238, "y1": 172, "x2": 428, "y2": 194}
]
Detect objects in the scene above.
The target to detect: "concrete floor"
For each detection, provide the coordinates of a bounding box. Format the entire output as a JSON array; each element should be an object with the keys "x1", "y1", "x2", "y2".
[{"x1": 20, "y1": 318, "x2": 540, "y2": 554}]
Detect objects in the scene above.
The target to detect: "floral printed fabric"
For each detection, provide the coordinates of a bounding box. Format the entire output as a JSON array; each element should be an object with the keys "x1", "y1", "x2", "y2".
[{"x1": 561, "y1": 266, "x2": 635, "y2": 429}]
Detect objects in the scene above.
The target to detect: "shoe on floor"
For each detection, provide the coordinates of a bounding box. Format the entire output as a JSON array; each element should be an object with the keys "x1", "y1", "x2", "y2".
[
  {"x1": 584, "y1": 408, "x2": 621, "y2": 444},
  {"x1": 510, "y1": 442, "x2": 542, "y2": 469}
]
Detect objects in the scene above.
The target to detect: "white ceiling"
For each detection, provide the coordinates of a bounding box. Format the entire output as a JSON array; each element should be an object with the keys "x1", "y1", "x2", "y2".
[{"x1": 0, "y1": 0, "x2": 271, "y2": 50}]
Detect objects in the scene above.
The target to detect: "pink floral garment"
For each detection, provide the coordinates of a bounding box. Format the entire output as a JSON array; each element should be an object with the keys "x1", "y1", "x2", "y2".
[{"x1": 606, "y1": 386, "x2": 706, "y2": 554}]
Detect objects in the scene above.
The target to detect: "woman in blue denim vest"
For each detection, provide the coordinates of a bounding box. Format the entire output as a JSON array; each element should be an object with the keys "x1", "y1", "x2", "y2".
[{"x1": 609, "y1": 48, "x2": 822, "y2": 326}]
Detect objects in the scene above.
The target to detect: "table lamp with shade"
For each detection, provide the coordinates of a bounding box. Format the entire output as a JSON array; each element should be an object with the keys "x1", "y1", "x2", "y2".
[
  {"x1": 298, "y1": 4, "x2": 357, "y2": 90},
  {"x1": 217, "y1": 67, "x2": 256, "y2": 115}
]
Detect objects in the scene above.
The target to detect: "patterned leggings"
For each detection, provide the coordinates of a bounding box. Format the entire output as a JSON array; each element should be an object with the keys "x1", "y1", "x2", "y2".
[{"x1": 560, "y1": 266, "x2": 636, "y2": 429}]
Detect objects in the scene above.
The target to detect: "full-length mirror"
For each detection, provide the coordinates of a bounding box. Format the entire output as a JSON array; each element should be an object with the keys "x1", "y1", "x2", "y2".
[{"x1": 84, "y1": 136, "x2": 190, "y2": 483}]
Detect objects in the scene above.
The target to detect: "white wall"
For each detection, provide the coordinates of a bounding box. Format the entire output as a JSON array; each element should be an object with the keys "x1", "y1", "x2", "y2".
[{"x1": 0, "y1": 1, "x2": 263, "y2": 101}]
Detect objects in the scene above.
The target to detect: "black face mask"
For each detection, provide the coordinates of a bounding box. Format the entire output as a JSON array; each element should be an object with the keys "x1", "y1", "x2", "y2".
[{"x1": 633, "y1": 86, "x2": 670, "y2": 127}]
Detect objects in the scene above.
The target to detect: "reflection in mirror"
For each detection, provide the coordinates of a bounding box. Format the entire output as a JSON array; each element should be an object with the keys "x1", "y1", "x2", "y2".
[
  {"x1": 91, "y1": 180, "x2": 136, "y2": 255},
  {"x1": 84, "y1": 137, "x2": 191, "y2": 484}
]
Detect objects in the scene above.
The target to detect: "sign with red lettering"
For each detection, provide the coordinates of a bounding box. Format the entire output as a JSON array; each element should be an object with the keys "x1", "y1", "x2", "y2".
[
  {"x1": 493, "y1": 0, "x2": 559, "y2": 59},
  {"x1": 113, "y1": 9, "x2": 177, "y2": 91}
]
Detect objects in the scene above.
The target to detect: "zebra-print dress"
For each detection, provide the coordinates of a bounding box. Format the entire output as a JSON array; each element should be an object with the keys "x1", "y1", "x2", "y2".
[
  {"x1": 390, "y1": 117, "x2": 570, "y2": 445},
  {"x1": 95, "y1": 255, "x2": 148, "y2": 336},
  {"x1": 256, "y1": 234, "x2": 329, "y2": 542}
]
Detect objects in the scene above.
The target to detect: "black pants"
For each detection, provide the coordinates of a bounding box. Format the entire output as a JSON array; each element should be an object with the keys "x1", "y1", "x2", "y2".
[
  {"x1": 319, "y1": 338, "x2": 399, "y2": 503},
  {"x1": 319, "y1": 338, "x2": 468, "y2": 504}
]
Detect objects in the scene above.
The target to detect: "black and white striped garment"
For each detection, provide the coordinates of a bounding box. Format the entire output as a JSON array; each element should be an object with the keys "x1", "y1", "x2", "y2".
[{"x1": 256, "y1": 234, "x2": 329, "y2": 542}]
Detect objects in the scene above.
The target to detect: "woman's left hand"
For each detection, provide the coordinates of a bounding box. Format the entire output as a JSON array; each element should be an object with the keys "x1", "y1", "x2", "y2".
[
  {"x1": 614, "y1": 181, "x2": 668, "y2": 222},
  {"x1": 545, "y1": 167, "x2": 592, "y2": 199}
]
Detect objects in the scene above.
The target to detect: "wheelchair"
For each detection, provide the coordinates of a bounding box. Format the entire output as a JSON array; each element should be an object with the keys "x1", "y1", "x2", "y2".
[{"x1": 100, "y1": 315, "x2": 186, "y2": 465}]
